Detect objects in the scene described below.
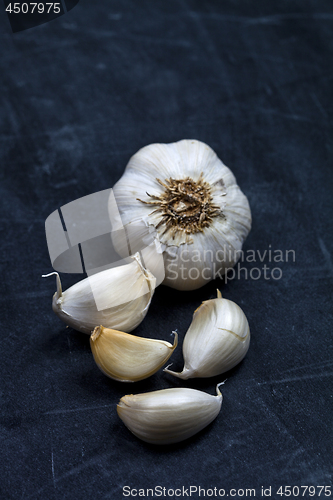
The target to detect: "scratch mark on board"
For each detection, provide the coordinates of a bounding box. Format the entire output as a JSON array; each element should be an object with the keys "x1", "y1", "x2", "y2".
[
  {"x1": 311, "y1": 92, "x2": 327, "y2": 119},
  {"x1": 51, "y1": 450, "x2": 56, "y2": 488},
  {"x1": 44, "y1": 404, "x2": 114, "y2": 415},
  {"x1": 318, "y1": 237, "x2": 333, "y2": 276},
  {"x1": 27, "y1": 451, "x2": 112, "y2": 498},
  {"x1": 258, "y1": 371, "x2": 333, "y2": 385},
  {"x1": 183, "y1": 12, "x2": 333, "y2": 24},
  {"x1": 67, "y1": 336, "x2": 73, "y2": 365}
]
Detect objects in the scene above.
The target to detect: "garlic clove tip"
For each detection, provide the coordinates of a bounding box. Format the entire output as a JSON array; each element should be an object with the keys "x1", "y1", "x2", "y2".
[
  {"x1": 42, "y1": 271, "x2": 62, "y2": 299},
  {"x1": 216, "y1": 380, "x2": 227, "y2": 397},
  {"x1": 163, "y1": 364, "x2": 192, "y2": 380}
]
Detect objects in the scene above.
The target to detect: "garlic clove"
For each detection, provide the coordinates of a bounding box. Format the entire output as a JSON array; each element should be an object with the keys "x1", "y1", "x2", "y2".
[
  {"x1": 112, "y1": 140, "x2": 251, "y2": 290},
  {"x1": 117, "y1": 384, "x2": 223, "y2": 445},
  {"x1": 164, "y1": 290, "x2": 250, "y2": 379},
  {"x1": 90, "y1": 327, "x2": 177, "y2": 382},
  {"x1": 43, "y1": 253, "x2": 156, "y2": 334}
]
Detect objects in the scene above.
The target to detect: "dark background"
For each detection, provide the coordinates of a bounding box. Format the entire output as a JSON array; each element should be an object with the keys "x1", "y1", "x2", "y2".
[{"x1": 0, "y1": 1, "x2": 332, "y2": 499}]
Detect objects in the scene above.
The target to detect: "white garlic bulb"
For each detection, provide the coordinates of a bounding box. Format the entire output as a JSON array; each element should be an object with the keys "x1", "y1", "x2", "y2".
[
  {"x1": 164, "y1": 290, "x2": 250, "y2": 379},
  {"x1": 43, "y1": 253, "x2": 155, "y2": 334},
  {"x1": 90, "y1": 326, "x2": 177, "y2": 382},
  {"x1": 117, "y1": 384, "x2": 223, "y2": 445},
  {"x1": 112, "y1": 139, "x2": 251, "y2": 290}
]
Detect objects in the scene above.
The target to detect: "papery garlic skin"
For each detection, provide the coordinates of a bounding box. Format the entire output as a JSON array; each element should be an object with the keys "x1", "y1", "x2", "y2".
[
  {"x1": 112, "y1": 140, "x2": 251, "y2": 291},
  {"x1": 43, "y1": 253, "x2": 155, "y2": 334},
  {"x1": 90, "y1": 326, "x2": 177, "y2": 382},
  {"x1": 164, "y1": 290, "x2": 250, "y2": 379},
  {"x1": 117, "y1": 384, "x2": 223, "y2": 445}
]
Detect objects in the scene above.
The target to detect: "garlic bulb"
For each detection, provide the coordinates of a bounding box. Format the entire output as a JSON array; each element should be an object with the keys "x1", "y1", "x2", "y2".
[
  {"x1": 43, "y1": 253, "x2": 155, "y2": 334},
  {"x1": 90, "y1": 326, "x2": 177, "y2": 382},
  {"x1": 112, "y1": 140, "x2": 251, "y2": 290},
  {"x1": 117, "y1": 384, "x2": 223, "y2": 445},
  {"x1": 164, "y1": 290, "x2": 250, "y2": 379}
]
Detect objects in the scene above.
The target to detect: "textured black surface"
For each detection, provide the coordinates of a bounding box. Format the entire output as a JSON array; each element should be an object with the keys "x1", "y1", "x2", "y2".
[{"x1": 0, "y1": 1, "x2": 332, "y2": 499}]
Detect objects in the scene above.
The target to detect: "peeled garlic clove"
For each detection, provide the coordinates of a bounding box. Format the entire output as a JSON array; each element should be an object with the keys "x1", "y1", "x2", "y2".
[
  {"x1": 112, "y1": 139, "x2": 251, "y2": 290},
  {"x1": 90, "y1": 327, "x2": 177, "y2": 382},
  {"x1": 43, "y1": 253, "x2": 155, "y2": 334},
  {"x1": 164, "y1": 290, "x2": 250, "y2": 379},
  {"x1": 117, "y1": 384, "x2": 223, "y2": 445}
]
